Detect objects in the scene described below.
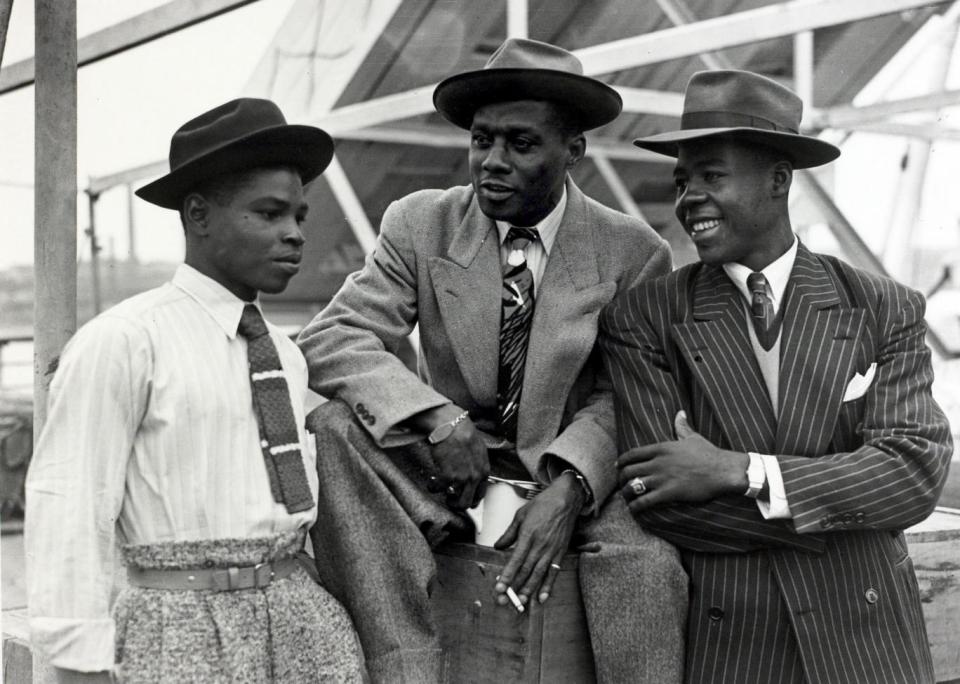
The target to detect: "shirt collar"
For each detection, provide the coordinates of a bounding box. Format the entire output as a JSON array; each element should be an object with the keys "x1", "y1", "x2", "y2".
[
  {"x1": 495, "y1": 186, "x2": 567, "y2": 255},
  {"x1": 172, "y1": 264, "x2": 258, "y2": 339},
  {"x1": 722, "y1": 235, "x2": 798, "y2": 311}
]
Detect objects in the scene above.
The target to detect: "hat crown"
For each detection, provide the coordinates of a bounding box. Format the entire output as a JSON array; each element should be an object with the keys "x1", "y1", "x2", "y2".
[
  {"x1": 169, "y1": 98, "x2": 288, "y2": 169},
  {"x1": 483, "y1": 37, "x2": 585, "y2": 76},
  {"x1": 682, "y1": 70, "x2": 803, "y2": 134}
]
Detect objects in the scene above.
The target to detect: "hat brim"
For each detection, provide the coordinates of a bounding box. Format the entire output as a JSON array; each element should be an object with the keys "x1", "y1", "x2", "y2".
[
  {"x1": 433, "y1": 68, "x2": 622, "y2": 131},
  {"x1": 136, "y1": 125, "x2": 334, "y2": 210},
  {"x1": 632, "y1": 127, "x2": 840, "y2": 169}
]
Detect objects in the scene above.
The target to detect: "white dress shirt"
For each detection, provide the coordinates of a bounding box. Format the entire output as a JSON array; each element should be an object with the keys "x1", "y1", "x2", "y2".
[
  {"x1": 25, "y1": 264, "x2": 318, "y2": 672},
  {"x1": 495, "y1": 186, "x2": 566, "y2": 293},
  {"x1": 722, "y1": 237, "x2": 798, "y2": 520}
]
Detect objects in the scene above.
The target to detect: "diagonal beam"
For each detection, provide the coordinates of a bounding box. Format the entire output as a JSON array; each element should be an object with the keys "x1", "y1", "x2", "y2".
[
  {"x1": 652, "y1": 0, "x2": 731, "y2": 70},
  {"x1": 592, "y1": 153, "x2": 648, "y2": 222},
  {"x1": 813, "y1": 89, "x2": 960, "y2": 129},
  {"x1": 302, "y1": 0, "x2": 947, "y2": 135},
  {"x1": 0, "y1": 0, "x2": 261, "y2": 94},
  {"x1": 0, "y1": 0, "x2": 13, "y2": 69},
  {"x1": 839, "y1": 121, "x2": 960, "y2": 141},
  {"x1": 576, "y1": 0, "x2": 949, "y2": 75}
]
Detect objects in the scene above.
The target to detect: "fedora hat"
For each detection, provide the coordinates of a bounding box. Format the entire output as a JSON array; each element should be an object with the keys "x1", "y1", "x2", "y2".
[
  {"x1": 633, "y1": 70, "x2": 839, "y2": 169},
  {"x1": 433, "y1": 38, "x2": 622, "y2": 131},
  {"x1": 136, "y1": 98, "x2": 334, "y2": 209}
]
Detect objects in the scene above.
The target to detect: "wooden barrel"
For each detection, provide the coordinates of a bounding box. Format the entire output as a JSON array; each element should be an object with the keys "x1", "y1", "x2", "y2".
[{"x1": 432, "y1": 542, "x2": 595, "y2": 683}]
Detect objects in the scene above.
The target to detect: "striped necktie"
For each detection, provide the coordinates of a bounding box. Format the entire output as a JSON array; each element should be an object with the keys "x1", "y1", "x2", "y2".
[
  {"x1": 238, "y1": 304, "x2": 313, "y2": 513},
  {"x1": 746, "y1": 272, "x2": 781, "y2": 351},
  {"x1": 497, "y1": 226, "x2": 539, "y2": 442}
]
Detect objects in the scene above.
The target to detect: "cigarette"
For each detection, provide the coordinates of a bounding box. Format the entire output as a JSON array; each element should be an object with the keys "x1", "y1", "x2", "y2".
[{"x1": 506, "y1": 586, "x2": 525, "y2": 613}]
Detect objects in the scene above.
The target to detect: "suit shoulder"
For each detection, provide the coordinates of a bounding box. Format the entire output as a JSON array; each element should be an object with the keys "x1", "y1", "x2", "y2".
[
  {"x1": 385, "y1": 185, "x2": 474, "y2": 230},
  {"x1": 818, "y1": 253, "x2": 924, "y2": 306},
  {"x1": 581, "y1": 193, "x2": 664, "y2": 247}
]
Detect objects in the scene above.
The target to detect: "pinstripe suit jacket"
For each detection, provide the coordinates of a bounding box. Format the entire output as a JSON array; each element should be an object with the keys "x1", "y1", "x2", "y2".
[{"x1": 601, "y1": 244, "x2": 952, "y2": 684}]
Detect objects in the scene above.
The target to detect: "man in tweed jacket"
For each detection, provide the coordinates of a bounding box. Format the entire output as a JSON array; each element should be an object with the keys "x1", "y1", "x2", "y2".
[
  {"x1": 602, "y1": 70, "x2": 952, "y2": 683},
  {"x1": 298, "y1": 39, "x2": 686, "y2": 683}
]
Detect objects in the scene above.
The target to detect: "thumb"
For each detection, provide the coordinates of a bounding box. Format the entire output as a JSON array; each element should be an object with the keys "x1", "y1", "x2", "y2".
[{"x1": 674, "y1": 410, "x2": 696, "y2": 439}]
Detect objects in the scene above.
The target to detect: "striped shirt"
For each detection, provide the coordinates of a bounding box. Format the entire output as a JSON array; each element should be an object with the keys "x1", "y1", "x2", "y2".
[{"x1": 25, "y1": 264, "x2": 318, "y2": 672}]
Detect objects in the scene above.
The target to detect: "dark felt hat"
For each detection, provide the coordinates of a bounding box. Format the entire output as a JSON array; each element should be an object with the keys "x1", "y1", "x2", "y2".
[
  {"x1": 433, "y1": 38, "x2": 622, "y2": 131},
  {"x1": 633, "y1": 70, "x2": 840, "y2": 169},
  {"x1": 136, "y1": 98, "x2": 334, "y2": 209}
]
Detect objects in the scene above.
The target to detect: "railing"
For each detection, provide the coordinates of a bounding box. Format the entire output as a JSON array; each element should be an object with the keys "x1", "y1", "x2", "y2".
[{"x1": 0, "y1": 332, "x2": 34, "y2": 394}]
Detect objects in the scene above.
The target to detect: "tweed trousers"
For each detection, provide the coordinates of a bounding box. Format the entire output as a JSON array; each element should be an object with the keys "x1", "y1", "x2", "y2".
[
  {"x1": 307, "y1": 399, "x2": 688, "y2": 684},
  {"x1": 114, "y1": 530, "x2": 365, "y2": 683}
]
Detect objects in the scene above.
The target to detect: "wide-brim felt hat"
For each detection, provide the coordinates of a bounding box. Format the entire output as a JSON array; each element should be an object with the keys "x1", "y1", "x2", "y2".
[
  {"x1": 136, "y1": 98, "x2": 334, "y2": 209},
  {"x1": 433, "y1": 38, "x2": 622, "y2": 131},
  {"x1": 633, "y1": 70, "x2": 839, "y2": 169}
]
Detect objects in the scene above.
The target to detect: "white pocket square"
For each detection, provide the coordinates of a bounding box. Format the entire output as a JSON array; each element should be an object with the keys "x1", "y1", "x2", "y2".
[{"x1": 842, "y1": 362, "x2": 877, "y2": 402}]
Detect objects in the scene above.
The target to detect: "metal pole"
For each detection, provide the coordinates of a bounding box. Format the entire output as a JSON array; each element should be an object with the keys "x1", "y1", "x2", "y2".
[
  {"x1": 793, "y1": 30, "x2": 814, "y2": 122},
  {"x1": 506, "y1": 0, "x2": 527, "y2": 39},
  {"x1": 126, "y1": 183, "x2": 139, "y2": 263},
  {"x1": 86, "y1": 191, "x2": 102, "y2": 315},
  {"x1": 34, "y1": 0, "x2": 78, "y2": 436}
]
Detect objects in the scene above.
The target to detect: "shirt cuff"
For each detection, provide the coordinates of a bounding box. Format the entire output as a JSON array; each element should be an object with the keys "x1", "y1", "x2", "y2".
[
  {"x1": 756, "y1": 454, "x2": 792, "y2": 520},
  {"x1": 29, "y1": 616, "x2": 116, "y2": 672}
]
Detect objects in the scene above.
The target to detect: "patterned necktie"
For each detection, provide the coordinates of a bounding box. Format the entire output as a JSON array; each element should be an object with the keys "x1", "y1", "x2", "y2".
[
  {"x1": 497, "y1": 226, "x2": 539, "y2": 442},
  {"x1": 746, "y1": 272, "x2": 781, "y2": 351},
  {"x1": 238, "y1": 304, "x2": 313, "y2": 513}
]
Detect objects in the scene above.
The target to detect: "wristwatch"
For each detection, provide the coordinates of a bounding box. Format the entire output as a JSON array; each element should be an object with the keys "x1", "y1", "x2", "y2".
[
  {"x1": 427, "y1": 410, "x2": 470, "y2": 445},
  {"x1": 744, "y1": 452, "x2": 766, "y2": 499},
  {"x1": 561, "y1": 468, "x2": 593, "y2": 506}
]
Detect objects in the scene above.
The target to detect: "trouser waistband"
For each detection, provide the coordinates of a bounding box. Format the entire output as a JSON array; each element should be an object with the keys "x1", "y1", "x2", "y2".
[{"x1": 127, "y1": 557, "x2": 299, "y2": 592}]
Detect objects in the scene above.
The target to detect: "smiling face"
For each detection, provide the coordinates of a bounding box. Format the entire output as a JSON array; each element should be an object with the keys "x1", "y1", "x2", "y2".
[
  {"x1": 673, "y1": 137, "x2": 794, "y2": 271},
  {"x1": 468, "y1": 100, "x2": 584, "y2": 227},
  {"x1": 184, "y1": 166, "x2": 308, "y2": 301}
]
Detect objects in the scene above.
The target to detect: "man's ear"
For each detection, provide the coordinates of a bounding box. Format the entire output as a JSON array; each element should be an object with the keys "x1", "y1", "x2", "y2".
[
  {"x1": 182, "y1": 193, "x2": 210, "y2": 237},
  {"x1": 566, "y1": 133, "x2": 586, "y2": 169},
  {"x1": 771, "y1": 161, "x2": 793, "y2": 199}
]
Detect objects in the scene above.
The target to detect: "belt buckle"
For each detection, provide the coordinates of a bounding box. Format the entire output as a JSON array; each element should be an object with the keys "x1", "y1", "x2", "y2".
[{"x1": 254, "y1": 562, "x2": 274, "y2": 588}]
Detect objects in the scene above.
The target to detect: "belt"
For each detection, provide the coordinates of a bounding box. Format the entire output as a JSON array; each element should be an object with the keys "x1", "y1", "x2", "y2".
[{"x1": 127, "y1": 557, "x2": 299, "y2": 592}]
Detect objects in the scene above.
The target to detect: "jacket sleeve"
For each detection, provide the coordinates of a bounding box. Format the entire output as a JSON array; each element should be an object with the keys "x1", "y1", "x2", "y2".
[
  {"x1": 602, "y1": 278, "x2": 952, "y2": 554},
  {"x1": 297, "y1": 198, "x2": 449, "y2": 441},
  {"x1": 26, "y1": 317, "x2": 148, "y2": 672},
  {"x1": 542, "y1": 238, "x2": 673, "y2": 511},
  {"x1": 777, "y1": 285, "x2": 952, "y2": 534},
  {"x1": 600, "y1": 280, "x2": 827, "y2": 554}
]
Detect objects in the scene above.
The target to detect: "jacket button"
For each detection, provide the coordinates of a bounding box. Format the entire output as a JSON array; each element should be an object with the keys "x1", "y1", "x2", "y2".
[
  {"x1": 708, "y1": 607, "x2": 724, "y2": 621},
  {"x1": 864, "y1": 588, "x2": 879, "y2": 604}
]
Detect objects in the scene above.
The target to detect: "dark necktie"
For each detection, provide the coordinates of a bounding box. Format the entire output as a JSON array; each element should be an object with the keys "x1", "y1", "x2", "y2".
[
  {"x1": 497, "y1": 226, "x2": 539, "y2": 442},
  {"x1": 746, "y1": 272, "x2": 781, "y2": 351},
  {"x1": 238, "y1": 304, "x2": 313, "y2": 513}
]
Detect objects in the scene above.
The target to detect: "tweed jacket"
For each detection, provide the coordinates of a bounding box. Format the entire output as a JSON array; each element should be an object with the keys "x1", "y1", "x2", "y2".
[
  {"x1": 298, "y1": 178, "x2": 670, "y2": 505},
  {"x1": 601, "y1": 244, "x2": 952, "y2": 684}
]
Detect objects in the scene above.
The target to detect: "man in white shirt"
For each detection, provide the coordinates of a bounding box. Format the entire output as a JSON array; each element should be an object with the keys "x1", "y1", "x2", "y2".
[
  {"x1": 602, "y1": 69, "x2": 952, "y2": 683},
  {"x1": 297, "y1": 38, "x2": 686, "y2": 683},
  {"x1": 25, "y1": 98, "x2": 364, "y2": 683}
]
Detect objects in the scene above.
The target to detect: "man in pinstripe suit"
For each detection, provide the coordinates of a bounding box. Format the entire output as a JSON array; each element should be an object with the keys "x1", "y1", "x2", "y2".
[{"x1": 601, "y1": 70, "x2": 953, "y2": 683}]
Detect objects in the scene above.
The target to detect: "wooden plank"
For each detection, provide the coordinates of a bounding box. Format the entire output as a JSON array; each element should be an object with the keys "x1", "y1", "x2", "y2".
[
  {"x1": 432, "y1": 543, "x2": 594, "y2": 683},
  {"x1": 0, "y1": 0, "x2": 261, "y2": 94},
  {"x1": 907, "y1": 513, "x2": 960, "y2": 683}
]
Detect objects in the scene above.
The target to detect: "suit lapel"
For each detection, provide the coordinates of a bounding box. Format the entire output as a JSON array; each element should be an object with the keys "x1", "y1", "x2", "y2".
[
  {"x1": 427, "y1": 197, "x2": 502, "y2": 406},
  {"x1": 517, "y1": 181, "x2": 608, "y2": 461},
  {"x1": 775, "y1": 245, "x2": 865, "y2": 455},
  {"x1": 671, "y1": 266, "x2": 777, "y2": 453}
]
